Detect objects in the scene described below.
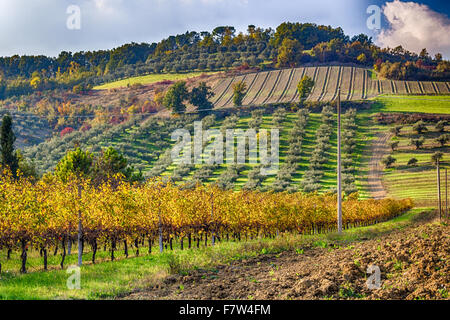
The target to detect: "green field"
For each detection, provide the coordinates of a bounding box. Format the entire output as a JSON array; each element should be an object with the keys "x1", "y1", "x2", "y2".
[
  {"x1": 94, "y1": 71, "x2": 218, "y2": 90},
  {"x1": 373, "y1": 95, "x2": 450, "y2": 114}
]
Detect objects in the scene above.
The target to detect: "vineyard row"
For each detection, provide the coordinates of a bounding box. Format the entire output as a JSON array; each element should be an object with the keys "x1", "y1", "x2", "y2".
[
  {"x1": 211, "y1": 66, "x2": 450, "y2": 107},
  {"x1": 0, "y1": 173, "x2": 413, "y2": 273}
]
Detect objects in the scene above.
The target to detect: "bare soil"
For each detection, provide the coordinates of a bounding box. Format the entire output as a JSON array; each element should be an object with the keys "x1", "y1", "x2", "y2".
[{"x1": 122, "y1": 214, "x2": 449, "y2": 300}]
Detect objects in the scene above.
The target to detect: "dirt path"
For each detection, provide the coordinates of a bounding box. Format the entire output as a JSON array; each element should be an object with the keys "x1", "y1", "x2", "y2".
[
  {"x1": 368, "y1": 132, "x2": 391, "y2": 199},
  {"x1": 122, "y1": 215, "x2": 449, "y2": 300}
]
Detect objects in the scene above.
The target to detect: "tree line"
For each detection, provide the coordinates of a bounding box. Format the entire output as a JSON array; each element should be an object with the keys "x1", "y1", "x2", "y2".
[{"x1": 1, "y1": 22, "x2": 448, "y2": 100}]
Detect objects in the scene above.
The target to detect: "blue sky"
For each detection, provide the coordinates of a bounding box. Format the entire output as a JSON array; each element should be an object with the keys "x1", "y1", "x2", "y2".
[{"x1": 0, "y1": 0, "x2": 448, "y2": 58}]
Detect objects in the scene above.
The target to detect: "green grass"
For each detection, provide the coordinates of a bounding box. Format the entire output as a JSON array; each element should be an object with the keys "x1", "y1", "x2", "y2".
[
  {"x1": 382, "y1": 124, "x2": 450, "y2": 207},
  {"x1": 0, "y1": 208, "x2": 433, "y2": 300},
  {"x1": 94, "y1": 71, "x2": 218, "y2": 90},
  {"x1": 373, "y1": 95, "x2": 450, "y2": 114}
]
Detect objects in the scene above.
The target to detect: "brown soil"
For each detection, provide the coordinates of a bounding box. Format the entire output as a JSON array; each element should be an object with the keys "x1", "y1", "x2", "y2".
[
  {"x1": 122, "y1": 216, "x2": 449, "y2": 300},
  {"x1": 368, "y1": 132, "x2": 391, "y2": 199}
]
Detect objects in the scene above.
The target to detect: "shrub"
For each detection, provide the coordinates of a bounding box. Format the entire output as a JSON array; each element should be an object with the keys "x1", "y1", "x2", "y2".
[
  {"x1": 436, "y1": 134, "x2": 450, "y2": 147},
  {"x1": 232, "y1": 81, "x2": 247, "y2": 106},
  {"x1": 413, "y1": 121, "x2": 428, "y2": 134},
  {"x1": 410, "y1": 137, "x2": 425, "y2": 150},
  {"x1": 60, "y1": 127, "x2": 75, "y2": 137},
  {"x1": 390, "y1": 125, "x2": 403, "y2": 136},
  {"x1": 407, "y1": 158, "x2": 418, "y2": 166},
  {"x1": 382, "y1": 155, "x2": 397, "y2": 168},
  {"x1": 389, "y1": 141, "x2": 399, "y2": 151},
  {"x1": 435, "y1": 120, "x2": 446, "y2": 133}
]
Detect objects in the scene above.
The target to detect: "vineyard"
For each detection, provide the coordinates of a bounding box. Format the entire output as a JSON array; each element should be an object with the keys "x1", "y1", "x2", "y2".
[
  {"x1": 0, "y1": 172, "x2": 412, "y2": 274},
  {"x1": 211, "y1": 66, "x2": 450, "y2": 107}
]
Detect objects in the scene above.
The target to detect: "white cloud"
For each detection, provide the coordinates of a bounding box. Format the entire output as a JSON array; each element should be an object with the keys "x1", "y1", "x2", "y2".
[{"x1": 377, "y1": 0, "x2": 450, "y2": 58}]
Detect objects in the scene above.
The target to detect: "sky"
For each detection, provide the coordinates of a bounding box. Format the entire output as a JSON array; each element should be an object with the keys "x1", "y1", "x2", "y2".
[{"x1": 0, "y1": 0, "x2": 449, "y2": 58}]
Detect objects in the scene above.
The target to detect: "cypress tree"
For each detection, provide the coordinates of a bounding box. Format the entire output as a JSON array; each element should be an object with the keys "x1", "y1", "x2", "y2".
[{"x1": 0, "y1": 114, "x2": 18, "y2": 177}]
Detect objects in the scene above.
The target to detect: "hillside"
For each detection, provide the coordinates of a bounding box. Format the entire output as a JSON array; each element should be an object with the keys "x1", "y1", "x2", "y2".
[
  {"x1": 0, "y1": 21, "x2": 448, "y2": 106},
  {"x1": 17, "y1": 92, "x2": 449, "y2": 212},
  {"x1": 210, "y1": 66, "x2": 450, "y2": 108},
  {"x1": 23, "y1": 104, "x2": 367, "y2": 195}
]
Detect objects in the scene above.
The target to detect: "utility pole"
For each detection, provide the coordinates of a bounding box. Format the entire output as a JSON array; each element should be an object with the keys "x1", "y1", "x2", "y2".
[
  {"x1": 337, "y1": 87, "x2": 342, "y2": 233},
  {"x1": 77, "y1": 183, "x2": 83, "y2": 267},
  {"x1": 437, "y1": 159, "x2": 442, "y2": 221},
  {"x1": 211, "y1": 193, "x2": 215, "y2": 246},
  {"x1": 446, "y1": 169, "x2": 448, "y2": 219},
  {"x1": 159, "y1": 209, "x2": 163, "y2": 253}
]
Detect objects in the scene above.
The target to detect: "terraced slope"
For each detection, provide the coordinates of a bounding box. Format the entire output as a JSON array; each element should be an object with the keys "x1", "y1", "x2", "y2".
[
  {"x1": 211, "y1": 66, "x2": 449, "y2": 107},
  {"x1": 158, "y1": 107, "x2": 365, "y2": 194}
]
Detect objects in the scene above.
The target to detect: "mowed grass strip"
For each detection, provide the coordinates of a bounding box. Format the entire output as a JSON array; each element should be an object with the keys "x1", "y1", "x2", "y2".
[
  {"x1": 94, "y1": 71, "x2": 218, "y2": 90},
  {"x1": 373, "y1": 95, "x2": 450, "y2": 114}
]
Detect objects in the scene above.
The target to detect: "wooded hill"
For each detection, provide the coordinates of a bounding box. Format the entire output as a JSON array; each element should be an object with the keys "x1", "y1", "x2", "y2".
[{"x1": 1, "y1": 22, "x2": 449, "y2": 99}]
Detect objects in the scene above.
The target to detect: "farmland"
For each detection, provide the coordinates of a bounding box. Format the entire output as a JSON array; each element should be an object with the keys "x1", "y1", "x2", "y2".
[
  {"x1": 2, "y1": 68, "x2": 450, "y2": 302},
  {"x1": 4, "y1": 66, "x2": 450, "y2": 302},
  {"x1": 93, "y1": 71, "x2": 218, "y2": 90},
  {"x1": 25, "y1": 105, "x2": 370, "y2": 194},
  {"x1": 373, "y1": 95, "x2": 450, "y2": 114},
  {"x1": 381, "y1": 118, "x2": 450, "y2": 207},
  {"x1": 210, "y1": 66, "x2": 450, "y2": 107},
  {"x1": 1, "y1": 7, "x2": 450, "y2": 303}
]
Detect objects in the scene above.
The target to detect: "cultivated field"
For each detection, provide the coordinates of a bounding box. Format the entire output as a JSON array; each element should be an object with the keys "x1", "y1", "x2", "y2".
[
  {"x1": 211, "y1": 66, "x2": 450, "y2": 107},
  {"x1": 94, "y1": 71, "x2": 218, "y2": 90}
]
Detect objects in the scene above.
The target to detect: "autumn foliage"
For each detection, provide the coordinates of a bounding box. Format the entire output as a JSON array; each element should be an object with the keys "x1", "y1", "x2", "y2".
[{"x1": 0, "y1": 169, "x2": 413, "y2": 272}]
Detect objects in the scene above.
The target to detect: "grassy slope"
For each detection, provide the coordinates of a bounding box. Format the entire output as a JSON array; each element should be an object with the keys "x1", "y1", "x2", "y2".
[
  {"x1": 373, "y1": 95, "x2": 450, "y2": 114},
  {"x1": 0, "y1": 208, "x2": 432, "y2": 300},
  {"x1": 94, "y1": 72, "x2": 217, "y2": 90}
]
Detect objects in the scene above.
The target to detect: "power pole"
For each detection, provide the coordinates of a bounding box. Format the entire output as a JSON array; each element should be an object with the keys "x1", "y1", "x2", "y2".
[
  {"x1": 437, "y1": 159, "x2": 442, "y2": 221},
  {"x1": 77, "y1": 183, "x2": 83, "y2": 267},
  {"x1": 159, "y1": 209, "x2": 163, "y2": 253},
  {"x1": 337, "y1": 87, "x2": 342, "y2": 233},
  {"x1": 446, "y1": 169, "x2": 448, "y2": 219},
  {"x1": 211, "y1": 193, "x2": 215, "y2": 246}
]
